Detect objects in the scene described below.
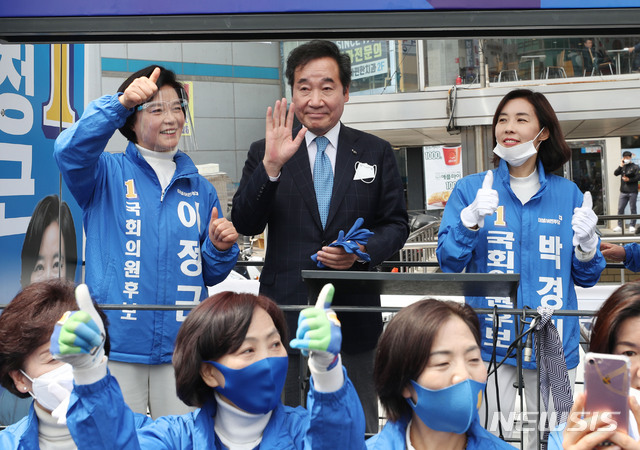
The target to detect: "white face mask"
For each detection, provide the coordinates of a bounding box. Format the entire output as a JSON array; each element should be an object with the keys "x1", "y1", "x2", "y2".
[
  {"x1": 21, "y1": 363, "x2": 73, "y2": 423},
  {"x1": 493, "y1": 127, "x2": 545, "y2": 167},
  {"x1": 624, "y1": 159, "x2": 632, "y2": 165}
]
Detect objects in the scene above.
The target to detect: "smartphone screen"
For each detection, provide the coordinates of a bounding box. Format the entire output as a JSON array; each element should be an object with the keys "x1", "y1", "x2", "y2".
[{"x1": 584, "y1": 352, "x2": 631, "y2": 435}]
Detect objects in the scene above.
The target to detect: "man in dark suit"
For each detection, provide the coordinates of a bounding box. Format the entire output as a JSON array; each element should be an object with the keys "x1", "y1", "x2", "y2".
[{"x1": 232, "y1": 40, "x2": 408, "y2": 433}]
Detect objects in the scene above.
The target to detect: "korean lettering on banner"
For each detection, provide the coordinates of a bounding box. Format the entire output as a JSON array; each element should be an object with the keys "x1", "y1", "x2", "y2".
[
  {"x1": 335, "y1": 40, "x2": 388, "y2": 81},
  {"x1": 0, "y1": 44, "x2": 82, "y2": 303},
  {"x1": 483, "y1": 230, "x2": 515, "y2": 349},
  {"x1": 175, "y1": 199, "x2": 203, "y2": 322},
  {"x1": 121, "y1": 195, "x2": 141, "y2": 320},
  {"x1": 537, "y1": 234, "x2": 564, "y2": 336},
  {"x1": 0, "y1": 45, "x2": 35, "y2": 238}
]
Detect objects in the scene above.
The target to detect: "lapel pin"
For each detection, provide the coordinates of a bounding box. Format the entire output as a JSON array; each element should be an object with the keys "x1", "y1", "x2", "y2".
[{"x1": 351, "y1": 149, "x2": 357, "y2": 155}]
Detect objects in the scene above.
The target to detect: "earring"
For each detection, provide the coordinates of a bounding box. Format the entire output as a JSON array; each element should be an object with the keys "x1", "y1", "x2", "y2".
[{"x1": 23, "y1": 386, "x2": 27, "y2": 391}]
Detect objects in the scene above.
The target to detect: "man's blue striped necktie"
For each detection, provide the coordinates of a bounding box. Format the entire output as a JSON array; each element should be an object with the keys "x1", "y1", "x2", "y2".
[{"x1": 313, "y1": 136, "x2": 332, "y2": 228}]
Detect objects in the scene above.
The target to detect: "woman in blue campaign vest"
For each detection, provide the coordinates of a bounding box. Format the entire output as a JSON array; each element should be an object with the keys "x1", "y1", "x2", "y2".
[
  {"x1": 437, "y1": 89, "x2": 606, "y2": 448},
  {"x1": 54, "y1": 66, "x2": 239, "y2": 418},
  {"x1": 51, "y1": 286, "x2": 365, "y2": 449},
  {"x1": 366, "y1": 299, "x2": 511, "y2": 449}
]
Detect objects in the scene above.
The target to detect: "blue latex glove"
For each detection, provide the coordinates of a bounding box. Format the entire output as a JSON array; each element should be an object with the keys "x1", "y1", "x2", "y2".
[
  {"x1": 311, "y1": 217, "x2": 374, "y2": 268},
  {"x1": 290, "y1": 284, "x2": 342, "y2": 370},
  {"x1": 50, "y1": 284, "x2": 105, "y2": 370}
]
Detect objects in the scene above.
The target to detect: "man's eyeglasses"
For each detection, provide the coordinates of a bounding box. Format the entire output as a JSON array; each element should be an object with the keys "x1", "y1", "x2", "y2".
[{"x1": 137, "y1": 99, "x2": 188, "y2": 116}]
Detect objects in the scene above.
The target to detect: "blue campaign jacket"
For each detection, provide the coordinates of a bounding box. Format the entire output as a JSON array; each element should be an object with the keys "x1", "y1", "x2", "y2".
[
  {"x1": 624, "y1": 243, "x2": 640, "y2": 272},
  {"x1": 437, "y1": 159, "x2": 605, "y2": 370},
  {"x1": 0, "y1": 401, "x2": 151, "y2": 449},
  {"x1": 0, "y1": 403, "x2": 39, "y2": 450},
  {"x1": 66, "y1": 367, "x2": 366, "y2": 450},
  {"x1": 366, "y1": 415, "x2": 512, "y2": 449},
  {"x1": 54, "y1": 94, "x2": 239, "y2": 365},
  {"x1": 547, "y1": 423, "x2": 566, "y2": 450}
]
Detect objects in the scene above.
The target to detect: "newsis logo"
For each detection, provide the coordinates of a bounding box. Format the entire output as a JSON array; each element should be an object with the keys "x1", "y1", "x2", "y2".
[
  {"x1": 177, "y1": 189, "x2": 199, "y2": 197},
  {"x1": 485, "y1": 411, "x2": 619, "y2": 433},
  {"x1": 538, "y1": 215, "x2": 563, "y2": 226}
]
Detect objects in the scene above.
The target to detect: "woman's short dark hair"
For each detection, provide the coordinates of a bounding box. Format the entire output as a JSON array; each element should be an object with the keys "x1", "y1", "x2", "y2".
[
  {"x1": 285, "y1": 40, "x2": 351, "y2": 94},
  {"x1": 117, "y1": 65, "x2": 187, "y2": 143},
  {"x1": 589, "y1": 281, "x2": 640, "y2": 354},
  {"x1": 491, "y1": 89, "x2": 571, "y2": 172},
  {"x1": 373, "y1": 299, "x2": 481, "y2": 422},
  {"x1": 173, "y1": 291, "x2": 288, "y2": 407},
  {"x1": 0, "y1": 279, "x2": 109, "y2": 397},
  {"x1": 20, "y1": 194, "x2": 78, "y2": 288}
]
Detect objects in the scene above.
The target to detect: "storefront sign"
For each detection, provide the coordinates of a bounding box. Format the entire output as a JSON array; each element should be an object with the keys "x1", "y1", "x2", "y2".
[
  {"x1": 423, "y1": 145, "x2": 463, "y2": 210},
  {"x1": 335, "y1": 41, "x2": 388, "y2": 80}
]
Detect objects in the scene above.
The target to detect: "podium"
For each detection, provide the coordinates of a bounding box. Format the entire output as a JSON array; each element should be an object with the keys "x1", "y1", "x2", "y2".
[{"x1": 302, "y1": 270, "x2": 520, "y2": 307}]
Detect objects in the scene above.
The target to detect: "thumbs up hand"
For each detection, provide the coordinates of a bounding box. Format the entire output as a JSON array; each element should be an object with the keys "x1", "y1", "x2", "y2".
[
  {"x1": 572, "y1": 191, "x2": 599, "y2": 253},
  {"x1": 290, "y1": 284, "x2": 342, "y2": 371},
  {"x1": 208, "y1": 206, "x2": 239, "y2": 251},
  {"x1": 460, "y1": 171, "x2": 499, "y2": 229},
  {"x1": 119, "y1": 66, "x2": 161, "y2": 109},
  {"x1": 50, "y1": 284, "x2": 106, "y2": 371},
  {"x1": 291, "y1": 284, "x2": 345, "y2": 391}
]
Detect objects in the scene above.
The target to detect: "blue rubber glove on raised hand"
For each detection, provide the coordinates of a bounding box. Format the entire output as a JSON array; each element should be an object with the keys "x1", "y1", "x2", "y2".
[
  {"x1": 290, "y1": 284, "x2": 342, "y2": 371},
  {"x1": 50, "y1": 284, "x2": 106, "y2": 375}
]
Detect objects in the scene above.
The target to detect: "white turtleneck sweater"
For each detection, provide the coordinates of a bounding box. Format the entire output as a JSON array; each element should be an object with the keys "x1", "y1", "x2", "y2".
[
  {"x1": 213, "y1": 392, "x2": 271, "y2": 450},
  {"x1": 136, "y1": 145, "x2": 177, "y2": 193},
  {"x1": 34, "y1": 402, "x2": 76, "y2": 450},
  {"x1": 509, "y1": 168, "x2": 540, "y2": 205}
]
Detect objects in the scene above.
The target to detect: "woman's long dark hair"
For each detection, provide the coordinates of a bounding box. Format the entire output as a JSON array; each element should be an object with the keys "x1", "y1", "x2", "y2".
[{"x1": 491, "y1": 89, "x2": 571, "y2": 172}]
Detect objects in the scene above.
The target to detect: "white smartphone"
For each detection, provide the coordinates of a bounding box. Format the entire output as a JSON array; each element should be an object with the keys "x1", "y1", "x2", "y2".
[{"x1": 584, "y1": 352, "x2": 631, "y2": 435}]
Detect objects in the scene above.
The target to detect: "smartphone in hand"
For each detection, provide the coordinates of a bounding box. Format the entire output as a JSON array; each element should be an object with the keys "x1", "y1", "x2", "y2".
[{"x1": 584, "y1": 352, "x2": 631, "y2": 435}]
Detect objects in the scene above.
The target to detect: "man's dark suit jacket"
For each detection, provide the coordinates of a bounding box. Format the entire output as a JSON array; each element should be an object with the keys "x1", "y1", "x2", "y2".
[{"x1": 232, "y1": 124, "x2": 409, "y2": 353}]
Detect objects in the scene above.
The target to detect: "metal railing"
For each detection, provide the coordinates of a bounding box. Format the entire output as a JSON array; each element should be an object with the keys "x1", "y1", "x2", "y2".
[
  {"x1": 600, "y1": 214, "x2": 640, "y2": 236},
  {"x1": 3, "y1": 213, "x2": 639, "y2": 439},
  {"x1": 397, "y1": 220, "x2": 440, "y2": 273}
]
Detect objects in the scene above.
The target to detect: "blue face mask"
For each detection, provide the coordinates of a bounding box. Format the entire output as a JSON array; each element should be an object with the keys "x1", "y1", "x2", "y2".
[
  {"x1": 407, "y1": 378, "x2": 486, "y2": 434},
  {"x1": 206, "y1": 356, "x2": 288, "y2": 414}
]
